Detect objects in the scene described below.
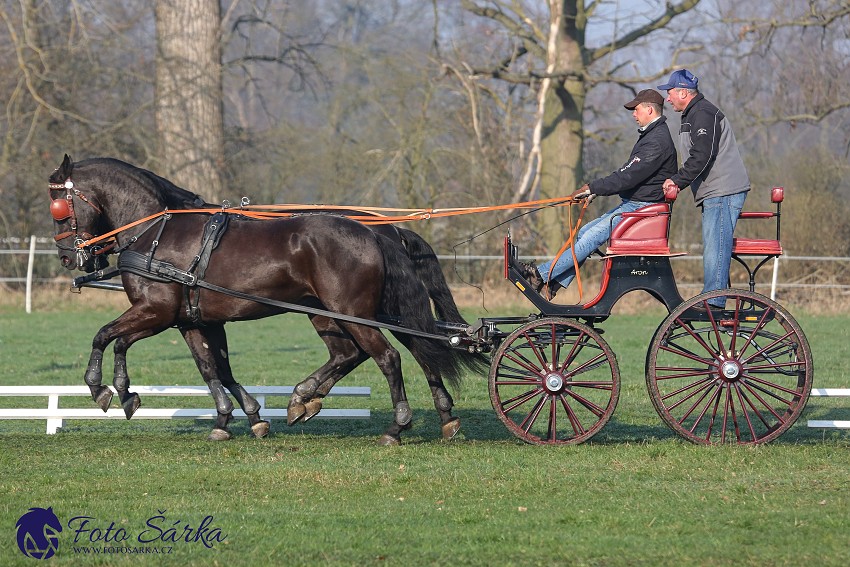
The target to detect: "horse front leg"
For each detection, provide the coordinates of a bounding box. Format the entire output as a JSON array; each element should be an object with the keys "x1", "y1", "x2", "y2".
[
  {"x1": 84, "y1": 349, "x2": 113, "y2": 412},
  {"x1": 83, "y1": 306, "x2": 168, "y2": 413}
]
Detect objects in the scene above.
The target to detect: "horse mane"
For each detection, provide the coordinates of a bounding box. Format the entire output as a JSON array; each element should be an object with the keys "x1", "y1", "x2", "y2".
[{"x1": 78, "y1": 157, "x2": 208, "y2": 209}]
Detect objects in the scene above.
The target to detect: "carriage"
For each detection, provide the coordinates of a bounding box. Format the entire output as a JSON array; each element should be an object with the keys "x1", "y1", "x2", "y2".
[
  {"x1": 50, "y1": 157, "x2": 811, "y2": 446},
  {"x1": 463, "y1": 185, "x2": 812, "y2": 446}
]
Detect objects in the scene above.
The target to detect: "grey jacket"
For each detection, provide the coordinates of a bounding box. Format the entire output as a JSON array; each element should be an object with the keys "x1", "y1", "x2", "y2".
[{"x1": 670, "y1": 94, "x2": 750, "y2": 205}]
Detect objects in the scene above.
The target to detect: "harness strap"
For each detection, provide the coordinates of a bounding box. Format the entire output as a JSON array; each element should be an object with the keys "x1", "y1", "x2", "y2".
[
  {"x1": 115, "y1": 251, "x2": 450, "y2": 341},
  {"x1": 195, "y1": 280, "x2": 452, "y2": 342},
  {"x1": 185, "y1": 212, "x2": 230, "y2": 322},
  {"x1": 118, "y1": 250, "x2": 196, "y2": 285}
]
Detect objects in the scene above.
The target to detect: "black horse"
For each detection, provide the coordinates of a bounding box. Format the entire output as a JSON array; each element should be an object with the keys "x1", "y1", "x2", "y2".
[{"x1": 48, "y1": 155, "x2": 482, "y2": 444}]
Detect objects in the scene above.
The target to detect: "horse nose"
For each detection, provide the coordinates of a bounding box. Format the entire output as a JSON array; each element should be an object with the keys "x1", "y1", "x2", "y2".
[{"x1": 60, "y1": 255, "x2": 73, "y2": 267}]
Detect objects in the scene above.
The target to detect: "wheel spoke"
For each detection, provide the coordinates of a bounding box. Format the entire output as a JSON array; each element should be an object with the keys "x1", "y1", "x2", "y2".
[
  {"x1": 733, "y1": 383, "x2": 758, "y2": 441},
  {"x1": 661, "y1": 376, "x2": 715, "y2": 407},
  {"x1": 520, "y1": 395, "x2": 547, "y2": 434},
  {"x1": 563, "y1": 388, "x2": 606, "y2": 418},
  {"x1": 672, "y1": 315, "x2": 726, "y2": 358},
  {"x1": 559, "y1": 394, "x2": 586, "y2": 437},
  {"x1": 654, "y1": 366, "x2": 715, "y2": 381},
  {"x1": 500, "y1": 387, "x2": 542, "y2": 414}
]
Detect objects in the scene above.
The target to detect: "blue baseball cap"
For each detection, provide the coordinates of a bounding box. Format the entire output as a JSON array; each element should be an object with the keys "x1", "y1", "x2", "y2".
[{"x1": 657, "y1": 69, "x2": 698, "y2": 90}]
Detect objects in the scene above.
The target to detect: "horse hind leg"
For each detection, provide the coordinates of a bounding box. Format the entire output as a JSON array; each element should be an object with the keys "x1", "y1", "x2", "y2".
[
  {"x1": 434, "y1": 385, "x2": 460, "y2": 440},
  {"x1": 181, "y1": 326, "x2": 268, "y2": 440},
  {"x1": 342, "y1": 324, "x2": 411, "y2": 446},
  {"x1": 292, "y1": 316, "x2": 370, "y2": 424},
  {"x1": 395, "y1": 334, "x2": 460, "y2": 440}
]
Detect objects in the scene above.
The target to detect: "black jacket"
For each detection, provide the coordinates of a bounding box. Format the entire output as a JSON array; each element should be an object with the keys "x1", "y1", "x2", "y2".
[{"x1": 588, "y1": 115, "x2": 677, "y2": 202}]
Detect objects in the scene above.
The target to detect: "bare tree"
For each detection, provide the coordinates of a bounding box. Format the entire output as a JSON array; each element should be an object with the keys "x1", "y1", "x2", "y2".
[
  {"x1": 155, "y1": 0, "x2": 225, "y2": 201},
  {"x1": 456, "y1": 0, "x2": 702, "y2": 250}
]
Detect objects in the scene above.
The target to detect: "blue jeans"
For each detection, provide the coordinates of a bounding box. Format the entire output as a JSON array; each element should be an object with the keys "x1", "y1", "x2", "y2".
[
  {"x1": 537, "y1": 199, "x2": 653, "y2": 288},
  {"x1": 701, "y1": 191, "x2": 747, "y2": 306}
]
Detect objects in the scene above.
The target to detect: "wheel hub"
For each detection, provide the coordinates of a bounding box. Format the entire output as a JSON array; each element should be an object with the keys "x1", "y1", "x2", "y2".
[
  {"x1": 543, "y1": 372, "x2": 564, "y2": 393},
  {"x1": 719, "y1": 360, "x2": 742, "y2": 382}
]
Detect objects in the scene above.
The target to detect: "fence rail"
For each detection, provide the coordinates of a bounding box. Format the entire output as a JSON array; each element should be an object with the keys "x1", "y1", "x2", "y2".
[{"x1": 4, "y1": 238, "x2": 850, "y2": 312}]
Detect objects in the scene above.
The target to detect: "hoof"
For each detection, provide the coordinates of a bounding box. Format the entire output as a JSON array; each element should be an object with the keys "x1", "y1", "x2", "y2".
[
  {"x1": 287, "y1": 402, "x2": 306, "y2": 426},
  {"x1": 251, "y1": 420, "x2": 270, "y2": 438},
  {"x1": 377, "y1": 434, "x2": 400, "y2": 446},
  {"x1": 441, "y1": 418, "x2": 461, "y2": 440},
  {"x1": 207, "y1": 428, "x2": 232, "y2": 441},
  {"x1": 93, "y1": 386, "x2": 113, "y2": 412},
  {"x1": 122, "y1": 393, "x2": 141, "y2": 420},
  {"x1": 303, "y1": 399, "x2": 323, "y2": 422}
]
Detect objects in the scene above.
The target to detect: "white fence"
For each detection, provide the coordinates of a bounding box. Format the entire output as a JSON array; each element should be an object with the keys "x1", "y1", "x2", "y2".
[
  {"x1": 5, "y1": 236, "x2": 850, "y2": 312},
  {"x1": 0, "y1": 385, "x2": 371, "y2": 434}
]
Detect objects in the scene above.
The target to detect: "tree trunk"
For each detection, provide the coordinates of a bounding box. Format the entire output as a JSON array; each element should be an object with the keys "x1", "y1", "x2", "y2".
[
  {"x1": 154, "y1": 0, "x2": 224, "y2": 202},
  {"x1": 538, "y1": 0, "x2": 585, "y2": 252}
]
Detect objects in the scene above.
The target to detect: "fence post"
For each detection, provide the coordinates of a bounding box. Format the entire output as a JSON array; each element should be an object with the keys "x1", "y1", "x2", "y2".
[
  {"x1": 26, "y1": 235, "x2": 36, "y2": 313},
  {"x1": 770, "y1": 256, "x2": 779, "y2": 301}
]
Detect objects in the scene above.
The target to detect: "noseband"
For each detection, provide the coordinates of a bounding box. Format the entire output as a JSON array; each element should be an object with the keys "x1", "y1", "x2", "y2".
[{"x1": 49, "y1": 177, "x2": 112, "y2": 268}]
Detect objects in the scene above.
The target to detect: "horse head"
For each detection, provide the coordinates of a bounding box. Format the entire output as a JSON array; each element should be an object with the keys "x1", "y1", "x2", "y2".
[{"x1": 48, "y1": 154, "x2": 110, "y2": 272}]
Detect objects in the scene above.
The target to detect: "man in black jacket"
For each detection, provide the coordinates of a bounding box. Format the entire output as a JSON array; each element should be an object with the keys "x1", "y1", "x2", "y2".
[
  {"x1": 523, "y1": 89, "x2": 677, "y2": 299},
  {"x1": 658, "y1": 69, "x2": 750, "y2": 309}
]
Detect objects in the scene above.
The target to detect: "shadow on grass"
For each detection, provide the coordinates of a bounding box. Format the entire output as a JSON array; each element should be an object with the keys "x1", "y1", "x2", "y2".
[{"x1": 32, "y1": 407, "x2": 842, "y2": 447}]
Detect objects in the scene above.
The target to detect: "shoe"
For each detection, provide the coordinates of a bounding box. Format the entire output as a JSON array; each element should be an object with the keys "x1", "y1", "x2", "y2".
[
  {"x1": 543, "y1": 279, "x2": 562, "y2": 301},
  {"x1": 520, "y1": 262, "x2": 545, "y2": 293}
]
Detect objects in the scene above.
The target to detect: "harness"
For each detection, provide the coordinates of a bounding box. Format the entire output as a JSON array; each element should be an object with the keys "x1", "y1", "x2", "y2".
[
  {"x1": 107, "y1": 212, "x2": 454, "y2": 341},
  {"x1": 118, "y1": 212, "x2": 230, "y2": 323}
]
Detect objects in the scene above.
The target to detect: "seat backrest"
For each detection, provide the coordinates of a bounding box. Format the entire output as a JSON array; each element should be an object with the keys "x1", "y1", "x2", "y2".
[
  {"x1": 610, "y1": 203, "x2": 670, "y2": 240},
  {"x1": 607, "y1": 202, "x2": 672, "y2": 255}
]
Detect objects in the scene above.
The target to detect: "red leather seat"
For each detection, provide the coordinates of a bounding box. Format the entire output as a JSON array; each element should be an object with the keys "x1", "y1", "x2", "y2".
[
  {"x1": 607, "y1": 203, "x2": 672, "y2": 255},
  {"x1": 732, "y1": 187, "x2": 784, "y2": 257},
  {"x1": 732, "y1": 237, "x2": 782, "y2": 256}
]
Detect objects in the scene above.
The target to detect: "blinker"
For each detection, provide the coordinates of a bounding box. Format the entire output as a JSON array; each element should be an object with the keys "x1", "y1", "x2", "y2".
[{"x1": 50, "y1": 198, "x2": 72, "y2": 221}]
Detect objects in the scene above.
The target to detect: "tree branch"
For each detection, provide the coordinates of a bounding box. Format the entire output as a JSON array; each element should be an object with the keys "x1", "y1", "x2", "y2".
[{"x1": 588, "y1": 0, "x2": 702, "y2": 64}]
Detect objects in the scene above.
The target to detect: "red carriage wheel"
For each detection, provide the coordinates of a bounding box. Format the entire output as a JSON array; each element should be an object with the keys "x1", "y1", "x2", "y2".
[
  {"x1": 488, "y1": 317, "x2": 620, "y2": 445},
  {"x1": 646, "y1": 290, "x2": 813, "y2": 445}
]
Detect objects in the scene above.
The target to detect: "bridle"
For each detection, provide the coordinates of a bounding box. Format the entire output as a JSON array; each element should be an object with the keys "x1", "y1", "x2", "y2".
[{"x1": 48, "y1": 177, "x2": 113, "y2": 269}]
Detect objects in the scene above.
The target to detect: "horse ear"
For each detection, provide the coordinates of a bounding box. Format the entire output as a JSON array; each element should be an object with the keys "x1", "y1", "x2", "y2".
[{"x1": 50, "y1": 154, "x2": 74, "y2": 184}]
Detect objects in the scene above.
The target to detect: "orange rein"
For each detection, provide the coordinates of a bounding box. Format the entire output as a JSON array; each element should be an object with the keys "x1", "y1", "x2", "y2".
[{"x1": 77, "y1": 195, "x2": 588, "y2": 249}]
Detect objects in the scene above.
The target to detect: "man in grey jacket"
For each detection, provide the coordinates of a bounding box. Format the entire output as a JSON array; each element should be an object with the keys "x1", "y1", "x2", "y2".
[{"x1": 658, "y1": 69, "x2": 750, "y2": 309}]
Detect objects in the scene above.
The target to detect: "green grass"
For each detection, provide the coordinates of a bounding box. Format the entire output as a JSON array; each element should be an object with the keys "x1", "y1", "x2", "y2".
[{"x1": 1, "y1": 302, "x2": 849, "y2": 566}]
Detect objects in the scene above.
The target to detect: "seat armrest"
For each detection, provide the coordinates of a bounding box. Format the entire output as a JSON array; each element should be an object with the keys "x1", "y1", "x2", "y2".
[{"x1": 738, "y1": 212, "x2": 776, "y2": 219}]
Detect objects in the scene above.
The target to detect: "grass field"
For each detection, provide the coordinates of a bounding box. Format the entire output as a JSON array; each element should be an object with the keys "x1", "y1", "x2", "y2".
[{"x1": 1, "y1": 295, "x2": 849, "y2": 566}]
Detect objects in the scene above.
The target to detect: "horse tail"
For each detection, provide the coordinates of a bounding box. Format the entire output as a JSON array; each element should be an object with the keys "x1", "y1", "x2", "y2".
[
  {"x1": 375, "y1": 234, "x2": 487, "y2": 388},
  {"x1": 396, "y1": 227, "x2": 467, "y2": 324}
]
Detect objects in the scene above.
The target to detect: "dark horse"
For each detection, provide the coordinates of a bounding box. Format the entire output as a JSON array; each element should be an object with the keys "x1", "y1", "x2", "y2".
[{"x1": 48, "y1": 155, "x2": 482, "y2": 444}]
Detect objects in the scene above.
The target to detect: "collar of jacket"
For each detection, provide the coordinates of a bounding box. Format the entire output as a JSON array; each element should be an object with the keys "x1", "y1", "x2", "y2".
[
  {"x1": 639, "y1": 114, "x2": 667, "y2": 135},
  {"x1": 681, "y1": 93, "x2": 705, "y2": 118}
]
